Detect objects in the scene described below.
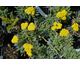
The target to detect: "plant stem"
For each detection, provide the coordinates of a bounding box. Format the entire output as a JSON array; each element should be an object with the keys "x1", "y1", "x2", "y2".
[{"x1": 38, "y1": 35, "x2": 62, "y2": 59}]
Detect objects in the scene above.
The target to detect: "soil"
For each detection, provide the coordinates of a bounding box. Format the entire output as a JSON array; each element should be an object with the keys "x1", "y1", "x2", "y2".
[{"x1": 3, "y1": 47, "x2": 18, "y2": 59}]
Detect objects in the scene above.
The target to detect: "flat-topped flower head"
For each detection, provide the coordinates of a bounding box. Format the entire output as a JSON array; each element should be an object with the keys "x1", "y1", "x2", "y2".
[
  {"x1": 55, "y1": 23, "x2": 62, "y2": 29},
  {"x1": 56, "y1": 9, "x2": 67, "y2": 20},
  {"x1": 21, "y1": 22, "x2": 28, "y2": 30},
  {"x1": 72, "y1": 23, "x2": 79, "y2": 31},
  {"x1": 28, "y1": 22, "x2": 36, "y2": 31},
  {"x1": 23, "y1": 43, "x2": 33, "y2": 49},
  {"x1": 59, "y1": 29, "x2": 69, "y2": 37},
  {"x1": 51, "y1": 22, "x2": 62, "y2": 31},
  {"x1": 62, "y1": 9, "x2": 67, "y2": 16},
  {"x1": 11, "y1": 35, "x2": 18, "y2": 43},
  {"x1": 25, "y1": 7, "x2": 35, "y2": 15},
  {"x1": 56, "y1": 12, "x2": 62, "y2": 18},
  {"x1": 23, "y1": 43, "x2": 33, "y2": 56}
]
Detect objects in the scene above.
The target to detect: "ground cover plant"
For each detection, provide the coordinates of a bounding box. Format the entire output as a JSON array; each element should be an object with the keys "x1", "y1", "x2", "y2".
[{"x1": 0, "y1": 6, "x2": 80, "y2": 59}]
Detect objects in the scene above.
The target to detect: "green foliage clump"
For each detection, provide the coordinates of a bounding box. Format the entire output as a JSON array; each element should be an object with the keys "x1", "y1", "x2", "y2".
[
  {"x1": 14, "y1": 6, "x2": 80, "y2": 59},
  {"x1": 1, "y1": 6, "x2": 80, "y2": 59},
  {"x1": 0, "y1": 12, "x2": 19, "y2": 32},
  {"x1": 15, "y1": 6, "x2": 39, "y2": 21},
  {"x1": 0, "y1": 6, "x2": 8, "y2": 17}
]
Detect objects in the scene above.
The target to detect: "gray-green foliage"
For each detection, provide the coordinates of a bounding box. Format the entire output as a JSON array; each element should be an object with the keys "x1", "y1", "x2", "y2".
[
  {"x1": 15, "y1": 6, "x2": 29, "y2": 17},
  {"x1": 15, "y1": 6, "x2": 39, "y2": 21},
  {"x1": 51, "y1": 6, "x2": 72, "y2": 23},
  {"x1": 48, "y1": 33, "x2": 80, "y2": 59},
  {"x1": 15, "y1": 6, "x2": 80, "y2": 59}
]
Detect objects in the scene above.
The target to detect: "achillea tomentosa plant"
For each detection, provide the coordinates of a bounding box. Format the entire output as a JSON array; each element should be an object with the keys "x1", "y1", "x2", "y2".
[{"x1": 11, "y1": 6, "x2": 80, "y2": 59}]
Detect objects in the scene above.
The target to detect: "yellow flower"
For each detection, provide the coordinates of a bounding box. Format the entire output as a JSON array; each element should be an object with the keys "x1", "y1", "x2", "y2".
[
  {"x1": 53, "y1": 22, "x2": 58, "y2": 25},
  {"x1": 26, "y1": 52, "x2": 32, "y2": 57},
  {"x1": 11, "y1": 35, "x2": 18, "y2": 43},
  {"x1": 72, "y1": 23, "x2": 79, "y2": 31},
  {"x1": 24, "y1": 48, "x2": 31, "y2": 52},
  {"x1": 23, "y1": 43, "x2": 33, "y2": 56},
  {"x1": 51, "y1": 26, "x2": 56, "y2": 31},
  {"x1": 25, "y1": 7, "x2": 35, "y2": 15},
  {"x1": 23, "y1": 43, "x2": 33, "y2": 50},
  {"x1": 21, "y1": 22, "x2": 28, "y2": 30},
  {"x1": 23, "y1": 43, "x2": 27, "y2": 48},
  {"x1": 56, "y1": 12, "x2": 62, "y2": 18},
  {"x1": 51, "y1": 22, "x2": 62, "y2": 31},
  {"x1": 56, "y1": 23, "x2": 62, "y2": 29},
  {"x1": 56, "y1": 9, "x2": 67, "y2": 20},
  {"x1": 59, "y1": 29, "x2": 69, "y2": 37},
  {"x1": 25, "y1": 9, "x2": 31, "y2": 14},
  {"x1": 62, "y1": 9, "x2": 67, "y2": 16},
  {"x1": 73, "y1": 27, "x2": 78, "y2": 31},
  {"x1": 31, "y1": 11, "x2": 35, "y2": 15},
  {"x1": 61, "y1": 16, "x2": 66, "y2": 20},
  {"x1": 28, "y1": 22, "x2": 36, "y2": 31}
]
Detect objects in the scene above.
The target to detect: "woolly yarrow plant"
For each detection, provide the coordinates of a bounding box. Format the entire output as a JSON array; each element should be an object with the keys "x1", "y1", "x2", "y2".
[{"x1": 10, "y1": 6, "x2": 80, "y2": 59}]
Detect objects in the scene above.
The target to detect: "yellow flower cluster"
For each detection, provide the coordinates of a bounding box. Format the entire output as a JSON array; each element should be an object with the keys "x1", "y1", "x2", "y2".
[
  {"x1": 51, "y1": 22, "x2": 62, "y2": 31},
  {"x1": 72, "y1": 23, "x2": 79, "y2": 31},
  {"x1": 28, "y1": 22, "x2": 36, "y2": 31},
  {"x1": 59, "y1": 29, "x2": 69, "y2": 37},
  {"x1": 21, "y1": 22, "x2": 36, "y2": 31},
  {"x1": 11, "y1": 35, "x2": 18, "y2": 43},
  {"x1": 21, "y1": 22, "x2": 28, "y2": 30},
  {"x1": 23, "y1": 43, "x2": 33, "y2": 56},
  {"x1": 25, "y1": 7, "x2": 35, "y2": 15},
  {"x1": 56, "y1": 9, "x2": 67, "y2": 20}
]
